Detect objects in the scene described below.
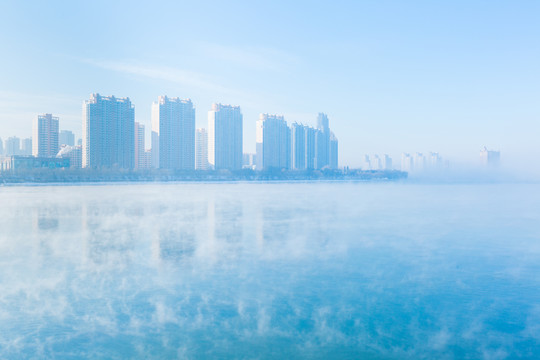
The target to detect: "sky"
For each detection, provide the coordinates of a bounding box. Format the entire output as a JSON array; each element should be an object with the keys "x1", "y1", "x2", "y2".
[{"x1": 0, "y1": 0, "x2": 539, "y2": 172}]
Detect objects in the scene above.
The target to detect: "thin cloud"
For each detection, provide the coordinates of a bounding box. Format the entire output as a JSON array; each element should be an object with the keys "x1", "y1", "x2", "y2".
[{"x1": 82, "y1": 59, "x2": 248, "y2": 98}]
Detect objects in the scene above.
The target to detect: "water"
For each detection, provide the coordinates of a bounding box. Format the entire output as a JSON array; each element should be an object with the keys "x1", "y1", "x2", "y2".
[{"x1": 0, "y1": 182, "x2": 539, "y2": 359}]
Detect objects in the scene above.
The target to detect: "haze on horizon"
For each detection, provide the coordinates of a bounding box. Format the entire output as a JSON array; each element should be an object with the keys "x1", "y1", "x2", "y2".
[{"x1": 0, "y1": 0, "x2": 538, "y2": 174}]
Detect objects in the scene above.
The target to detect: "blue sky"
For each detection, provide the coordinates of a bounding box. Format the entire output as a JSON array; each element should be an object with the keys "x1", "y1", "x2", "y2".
[{"x1": 0, "y1": 0, "x2": 538, "y2": 171}]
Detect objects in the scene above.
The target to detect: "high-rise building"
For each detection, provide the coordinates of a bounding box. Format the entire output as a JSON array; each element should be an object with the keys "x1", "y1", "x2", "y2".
[
  {"x1": 208, "y1": 103, "x2": 243, "y2": 170},
  {"x1": 361, "y1": 155, "x2": 371, "y2": 170},
  {"x1": 429, "y1": 152, "x2": 443, "y2": 169},
  {"x1": 151, "y1": 96, "x2": 195, "y2": 170},
  {"x1": 33, "y1": 113, "x2": 59, "y2": 158},
  {"x1": 382, "y1": 154, "x2": 392, "y2": 170},
  {"x1": 134, "y1": 122, "x2": 145, "y2": 170},
  {"x1": 0, "y1": 137, "x2": 3, "y2": 156},
  {"x1": 480, "y1": 147, "x2": 500, "y2": 167},
  {"x1": 4, "y1": 136, "x2": 20, "y2": 156},
  {"x1": 59, "y1": 130, "x2": 75, "y2": 146},
  {"x1": 401, "y1": 153, "x2": 413, "y2": 172},
  {"x1": 370, "y1": 155, "x2": 382, "y2": 170},
  {"x1": 142, "y1": 149, "x2": 152, "y2": 170},
  {"x1": 291, "y1": 123, "x2": 307, "y2": 170},
  {"x1": 21, "y1": 138, "x2": 32, "y2": 156},
  {"x1": 329, "y1": 132, "x2": 338, "y2": 169},
  {"x1": 315, "y1": 113, "x2": 330, "y2": 169},
  {"x1": 305, "y1": 126, "x2": 316, "y2": 170},
  {"x1": 256, "y1": 114, "x2": 290, "y2": 170},
  {"x1": 195, "y1": 128, "x2": 208, "y2": 170},
  {"x1": 83, "y1": 93, "x2": 135, "y2": 169},
  {"x1": 413, "y1": 152, "x2": 425, "y2": 172}
]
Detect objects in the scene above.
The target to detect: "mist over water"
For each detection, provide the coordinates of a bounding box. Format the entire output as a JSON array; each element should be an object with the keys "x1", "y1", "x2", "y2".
[{"x1": 0, "y1": 182, "x2": 539, "y2": 359}]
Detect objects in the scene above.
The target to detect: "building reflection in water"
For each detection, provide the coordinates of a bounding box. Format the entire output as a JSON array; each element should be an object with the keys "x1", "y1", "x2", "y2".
[
  {"x1": 152, "y1": 200, "x2": 207, "y2": 264},
  {"x1": 81, "y1": 201, "x2": 135, "y2": 267}
]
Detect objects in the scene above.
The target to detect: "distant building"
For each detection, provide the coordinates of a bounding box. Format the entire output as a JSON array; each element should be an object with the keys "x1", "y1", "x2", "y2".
[
  {"x1": 480, "y1": 147, "x2": 500, "y2": 167},
  {"x1": 151, "y1": 96, "x2": 195, "y2": 170},
  {"x1": 83, "y1": 93, "x2": 135, "y2": 169},
  {"x1": 142, "y1": 149, "x2": 152, "y2": 170},
  {"x1": 382, "y1": 154, "x2": 392, "y2": 170},
  {"x1": 0, "y1": 137, "x2": 3, "y2": 155},
  {"x1": 243, "y1": 153, "x2": 256, "y2": 169},
  {"x1": 134, "y1": 122, "x2": 145, "y2": 170},
  {"x1": 33, "y1": 113, "x2": 59, "y2": 158},
  {"x1": 4, "y1": 137, "x2": 20, "y2": 156},
  {"x1": 21, "y1": 138, "x2": 32, "y2": 156},
  {"x1": 361, "y1": 155, "x2": 371, "y2": 170},
  {"x1": 290, "y1": 123, "x2": 306, "y2": 170},
  {"x1": 208, "y1": 103, "x2": 243, "y2": 170},
  {"x1": 1, "y1": 155, "x2": 69, "y2": 172},
  {"x1": 413, "y1": 152, "x2": 425, "y2": 172},
  {"x1": 429, "y1": 152, "x2": 443, "y2": 169},
  {"x1": 315, "y1": 113, "x2": 330, "y2": 169},
  {"x1": 256, "y1": 114, "x2": 290, "y2": 170},
  {"x1": 195, "y1": 128, "x2": 209, "y2": 170},
  {"x1": 370, "y1": 155, "x2": 382, "y2": 170},
  {"x1": 401, "y1": 153, "x2": 413, "y2": 172},
  {"x1": 305, "y1": 126, "x2": 317, "y2": 170},
  {"x1": 59, "y1": 130, "x2": 75, "y2": 146},
  {"x1": 314, "y1": 113, "x2": 331, "y2": 169},
  {"x1": 57, "y1": 145, "x2": 82, "y2": 168},
  {"x1": 329, "y1": 132, "x2": 338, "y2": 169}
]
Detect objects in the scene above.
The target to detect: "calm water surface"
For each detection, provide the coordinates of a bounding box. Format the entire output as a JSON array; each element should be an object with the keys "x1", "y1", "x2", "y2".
[{"x1": 0, "y1": 182, "x2": 539, "y2": 359}]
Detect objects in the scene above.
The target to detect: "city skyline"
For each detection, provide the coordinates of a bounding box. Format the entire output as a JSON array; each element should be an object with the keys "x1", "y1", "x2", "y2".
[
  {"x1": 0, "y1": 92, "x2": 503, "y2": 172},
  {"x1": 0, "y1": 1, "x2": 538, "y2": 174}
]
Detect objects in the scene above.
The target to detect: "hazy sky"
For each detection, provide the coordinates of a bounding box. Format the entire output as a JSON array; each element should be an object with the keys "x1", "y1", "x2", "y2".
[{"x1": 0, "y1": 0, "x2": 538, "y2": 170}]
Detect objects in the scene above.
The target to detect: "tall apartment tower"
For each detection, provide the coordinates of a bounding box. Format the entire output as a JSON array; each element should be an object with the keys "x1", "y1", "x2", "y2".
[
  {"x1": 21, "y1": 138, "x2": 32, "y2": 156},
  {"x1": 329, "y1": 132, "x2": 338, "y2": 169},
  {"x1": 291, "y1": 123, "x2": 306, "y2": 170},
  {"x1": 208, "y1": 103, "x2": 243, "y2": 170},
  {"x1": 315, "y1": 113, "x2": 330, "y2": 169},
  {"x1": 59, "y1": 130, "x2": 75, "y2": 146},
  {"x1": 134, "y1": 122, "x2": 145, "y2": 170},
  {"x1": 401, "y1": 153, "x2": 413, "y2": 172},
  {"x1": 195, "y1": 128, "x2": 209, "y2": 170},
  {"x1": 256, "y1": 114, "x2": 290, "y2": 170},
  {"x1": 82, "y1": 93, "x2": 135, "y2": 169},
  {"x1": 4, "y1": 137, "x2": 20, "y2": 156},
  {"x1": 0, "y1": 137, "x2": 3, "y2": 155},
  {"x1": 151, "y1": 96, "x2": 195, "y2": 170},
  {"x1": 480, "y1": 147, "x2": 500, "y2": 167},
  {"x1": 33, "y1": 113, "x2": 59, "y2": 158}
]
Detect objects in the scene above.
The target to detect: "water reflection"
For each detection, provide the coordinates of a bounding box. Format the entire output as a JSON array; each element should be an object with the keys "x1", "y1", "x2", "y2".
[{"x1": 0, "y1": 183, "x2": 538, "y2": 359}]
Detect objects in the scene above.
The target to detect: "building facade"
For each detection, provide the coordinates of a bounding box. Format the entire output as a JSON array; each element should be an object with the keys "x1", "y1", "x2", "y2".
[
  {"x1": 57, "y1": 145, "x2": 82, "y2": 168},
  {"x1": 480, "y1": 147, "x2": 500, "y2": 167},
  {"x1": 315, "y1": 113, "x2": 330, "y2": 169},
  {"x1": 59, "y1": 130, "x2": 75, "y2": 146},
  {"x1": 82, "y1": 94, "x2": 135, "y2": 169},
  {"x1": 134, "y1": 122, "x2": 145, "y2": 170},
  {"x1": 33, "y1": 113, "x2": 59, "y2": 158},
  {"x1": 208, "y1": 103, "x2": 243, "y2": 170},
  {"x1": 21, "y1": 138, "x2": 32, "y2": 156},
  {"x1": 4, "y1": 137, "x2": 20, "y2": 156},
  {"x1": 291, "y1": 123, "x2": 306, "y2": 170},
  {"x1": 151, "y1": 96, "x2": 195, "y2": 170},
  {"x1": 256, "y1": 114, "x2": 290, "y2": 170},
  {"x1": 195, "y1": 128, "x2": 208, "y2": 170}
]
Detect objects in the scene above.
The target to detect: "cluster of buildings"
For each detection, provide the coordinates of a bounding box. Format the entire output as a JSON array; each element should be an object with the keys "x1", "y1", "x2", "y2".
[
  {"x1": 400, "y1": 152, "x2": 446, "y2": 173},
  {"x1": 0, "y1": 93, "x2": 339, "y2": 172},
  {"x1": 480, "y1": 146, "x2": 500, "y2": 167}
]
